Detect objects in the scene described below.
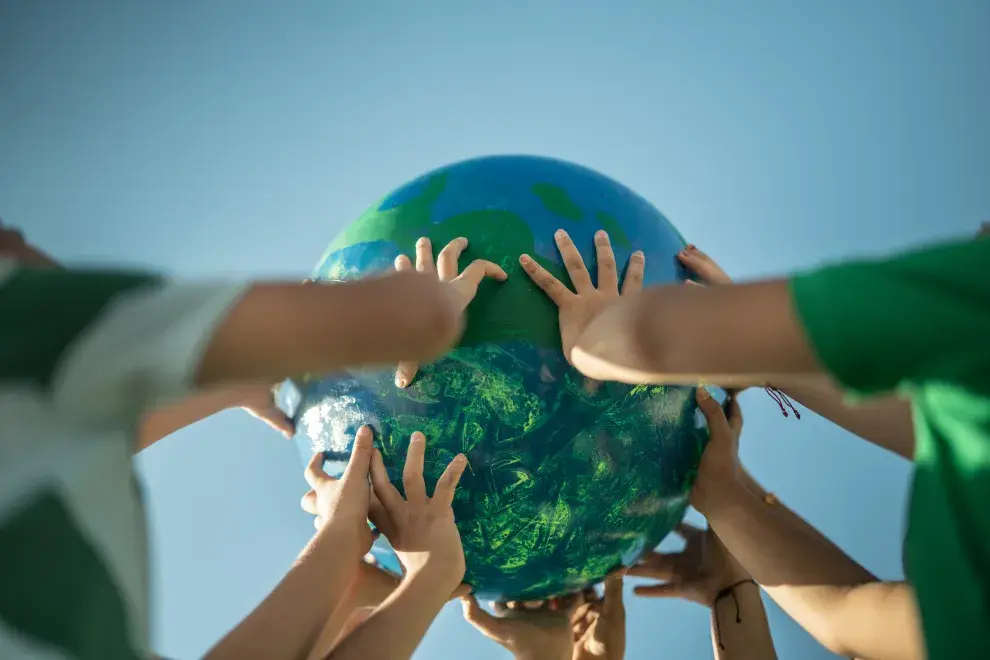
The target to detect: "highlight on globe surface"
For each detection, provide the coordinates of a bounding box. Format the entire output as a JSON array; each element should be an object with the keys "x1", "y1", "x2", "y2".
[{"x1": 276, "y1": 155, "x2": 724, "y2": 602}]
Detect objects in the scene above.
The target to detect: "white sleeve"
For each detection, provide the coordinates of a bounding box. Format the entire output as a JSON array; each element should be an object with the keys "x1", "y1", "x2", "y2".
[{"x1": 52, "y1": 282, "x2": 248, "y2": 428}]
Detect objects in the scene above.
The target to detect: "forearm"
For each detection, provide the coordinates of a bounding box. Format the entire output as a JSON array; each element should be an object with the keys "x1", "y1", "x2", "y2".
[
  {"x1": 305, "y1": 562, "x2": 400, "y2": 660},
  {"x1": 777, "y1": 377, "x2": 915, "y2": 459},
  {"x1": 196, "y1": 273, "x2": 460, "y2": 387},
  {"x1": 575, "y1": 281, "x2": 826, "y2": 387},
  {"x1": 204, "y1": 525, "x2": 361, "y2": 660},
  {"x1": 324, "y1": 571, "x2": 451, "y2": 660},
  {"x1": 710, "y1": 582, "x2": 777, "y2": 660},
  {"x1": 698, "y1": 479, "x2": 876, "y2": 656},
  {"x1": 137, "y1": 384, "x2": 258, "y2": 451}
]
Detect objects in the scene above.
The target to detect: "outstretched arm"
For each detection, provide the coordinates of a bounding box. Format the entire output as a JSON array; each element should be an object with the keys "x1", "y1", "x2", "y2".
[
  {"x1": 568, "y1": 236, "x2": 990, "y2": 398},
  {"x1": 205, "y1": 431, "x2": 378, "y2": 660},
  {"x1": 304, "y1": 561, "x2": 400, "y2": 660},
  {"x1": 693, "y1": 394, "x2": 924, "y2": 659},
  {"x1": 137, "y1": 382, "x2": 294, "y2": 451},
  {"x1": 677, "y1": 245, "x2": 916, "y2": 459}
]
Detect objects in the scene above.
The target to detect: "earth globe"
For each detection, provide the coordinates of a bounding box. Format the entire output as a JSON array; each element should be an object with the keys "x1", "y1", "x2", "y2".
[{"x1": 276, "y1": 155, "x2": 725, "y2": 602}]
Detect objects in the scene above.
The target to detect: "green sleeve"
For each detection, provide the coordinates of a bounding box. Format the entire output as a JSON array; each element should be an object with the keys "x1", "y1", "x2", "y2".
[
  {"x1": 789, "y1": 237, "x2": 990, "y2": 396},
  {"x1": 0, "y1": 266, "x2": 163, "y2": 389}
]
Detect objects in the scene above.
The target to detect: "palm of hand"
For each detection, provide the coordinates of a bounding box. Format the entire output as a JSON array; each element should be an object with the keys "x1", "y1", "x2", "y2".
[
  {"x1": 630, "y1": 523, "x2": 750, "y2": 607},
  {"x1": 519, "y1": 229, "x2": 645, "y2": 363},
  {"x1": 393, "y1": 237, "x2": 507, "y2": 388},
  {"x1": 388, "y1": 506, "x2": 464, "y2": 577},
  {"x1": 368, "y1": 431, "x2": 468, "y2": 587}
]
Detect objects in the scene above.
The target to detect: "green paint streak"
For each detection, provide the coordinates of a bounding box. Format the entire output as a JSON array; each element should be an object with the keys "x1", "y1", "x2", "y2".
[
  {"x1": 324, "y1": 173, "x2": 575, "y2": 350},
  {"x1": 531, "y1": 182, "x2": 583, "y2": 222},
  {"x1": 595, "y1": 211, "x2": 631, "y2": 249}
]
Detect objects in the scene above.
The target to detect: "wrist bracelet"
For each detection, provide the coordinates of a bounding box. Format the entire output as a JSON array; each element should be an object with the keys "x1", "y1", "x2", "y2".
[{"x1": 713, "y1": 579, "x2": 756, "y2": 650}]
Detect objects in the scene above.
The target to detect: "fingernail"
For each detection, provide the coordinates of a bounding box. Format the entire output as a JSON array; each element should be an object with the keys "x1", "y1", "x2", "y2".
[
  {"x1": 687, "y1": 244, "x2": 696, "y2": 250},
  {"x1": 395, "y1": 376, "x2": 406, "y2": 388},
  {"x1": 595, "y1": 230, "x2": 608, "y2": 241},
  {"x1": 519, "y1": 254, "x2": 531, "y2": 265},
  {"x1": 453, "y1": 454, "x2": 466, "y2": 464},
  {"x1": 697, "y1": 387, "x2": 711, "y2": 400},
  {"x1": 555, "y1": 229, "x2": 566, "y2": 238},
  {"x1": 634, "y1": 250, "x2": 645, "y2": 259}
]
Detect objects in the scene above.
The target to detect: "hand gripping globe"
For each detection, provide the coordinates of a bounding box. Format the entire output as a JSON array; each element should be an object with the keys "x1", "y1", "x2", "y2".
[{"x1": 277, "y1": 155, "x2": 725, "y2": 602}]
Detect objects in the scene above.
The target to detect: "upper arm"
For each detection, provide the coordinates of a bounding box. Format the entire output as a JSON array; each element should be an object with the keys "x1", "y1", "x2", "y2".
[
  {"x1": 0, "y1": 265, "x2": 245, "y2": 427},
  {"x1": 791, "y1": 237, "x2": 990, "y2": 397}
]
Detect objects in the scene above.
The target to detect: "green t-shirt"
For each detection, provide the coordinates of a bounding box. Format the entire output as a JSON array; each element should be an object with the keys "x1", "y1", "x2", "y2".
[
  {"x1": 790, "y1": 236, "x2": 990, "y2": 659},
  {"x1": 0, "y1": 262, "x2": 244, "y2": 659}
]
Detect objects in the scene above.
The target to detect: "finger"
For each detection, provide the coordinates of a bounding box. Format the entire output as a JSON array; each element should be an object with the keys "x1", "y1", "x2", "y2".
[
  {"x1": 683, "y1": 278, "x2": 704, "y2": 287},
  {"x1": 247, "y1": 404, "x2": 295, "y2": 439},
  {"x1": 304, "y1": 452, "x2": 329, "y2": 489},
  {"x1": 620, "y1": 250, "x2": 646, "y2": 294},
  {"x1": 624, "y1": 565, "x2": 676, "y2": 580},
  {"x1": 633, "y1": 583, "x2": 685, "y2": 598},
  {"x1": 677, "y1": 246, "x2": 732, "y2": 285},
  {"x1": 696, "y1": 387, "x2": 732, "y2": 439},
  {"x1": 341, "y1": 426, "x2": 375, "y2": 486},
  {"x1": 402, "y1": 432, "x2": 428, "y2": 503},
  {"x1": 452, "y1": 259, "x2": 508, "y2": 303},
  {"x1": 394, "y1": 253, "x2": 413, "y2": 273},
  {"x1": 554, "y1": 229, "x2": 594, "y2": 293},
  {"x1": 368, "y1": 490, "x2": 393, "y2": 538},
  {"x1": 593, "y1": 230, "x2": 619, "y2": 292},
  {"x1": 394, "y1": 361, "x2": 418, "y2": 389},
  {"x1": 370, "y1": 448, "x2": 404, "y2": 514},
  {"x1": 519, "y1": 254, "x2": 572, "y2": 306},
  {"x1": 601, "y1": 574, "x2": 625, "y2": 621},
  {"x1": 300, "y1": 489, "x2": 318, "y2": 515},
  {"x1": 450, "y1": 583, "x2": 472, "y2": 600},
  {"x1": 414, "y1": 237, "x2": 435, "y2": 274},
  {"x1": 313, "y1": 515, "x2": 324, "y2": 531},
  {"x1": 436, "y1": 237, "x2": 468, "y2": 282},
  {"x1": 461, "y1": 597, "x2": 510, "y2": 641},
  {"x1": 432, "y1": 453, "x2": 467, "y2": 505},
  {"x1": 571, "y1": 601, "x2": 596, "y2": 625}
]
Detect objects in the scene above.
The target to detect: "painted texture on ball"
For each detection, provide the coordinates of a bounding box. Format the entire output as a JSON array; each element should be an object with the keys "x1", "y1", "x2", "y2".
[{"x1": 281, "y1": 155, "x2": 717, "y2": 601}]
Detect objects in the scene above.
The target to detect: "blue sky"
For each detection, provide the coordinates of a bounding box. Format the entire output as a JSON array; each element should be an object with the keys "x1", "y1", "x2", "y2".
[{"x1": 2, "y1": 1, "x2": 988, "y2": 658}]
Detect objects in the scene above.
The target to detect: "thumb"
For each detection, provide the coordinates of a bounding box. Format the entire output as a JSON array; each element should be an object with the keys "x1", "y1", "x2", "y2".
[
  {"x1": 342, "y1": 426, "x2": 375, "y2": 485},
  {"x1": 696, "y1": 387, "x2": 732, "y2": 443},
  {"x1": 461, "y1": 597, "x2": 509, "y2": 641}
]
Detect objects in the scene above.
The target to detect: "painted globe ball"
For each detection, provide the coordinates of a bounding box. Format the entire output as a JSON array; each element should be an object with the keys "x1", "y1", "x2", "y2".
[{"x1": 278, "y1": 155, "x2": 720, "y2": 601}]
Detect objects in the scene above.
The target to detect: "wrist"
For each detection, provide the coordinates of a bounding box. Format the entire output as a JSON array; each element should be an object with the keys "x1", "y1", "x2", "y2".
[
  {"x1": 405, "y1": 563, "x2": 465, "y2": 596},
  {"x1": 691, "y1": 473, "x2": 748, "y2": 518},
  {"x1": 313, "y1": 520, "x2": 366, "y2": 561}
]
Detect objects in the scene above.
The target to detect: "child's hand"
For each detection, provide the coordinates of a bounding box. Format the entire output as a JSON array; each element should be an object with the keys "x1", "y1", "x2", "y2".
[
  {"x1": 690, "y1": 388, "x2": 744, "y2": 512},
  {"x1": 394, "y1": 237, "x2": 508, "y2": 388},
  {"x1": 628, "y1": 522, "x2": 751, "y2": 607},
  {"x1": 302, "y1": 425, "x2": 376, "y2": 558},
  {"x1": 570, "y1": 574, "x2": 627, "y2": 660},
  {"x1": 519, "y1": 229, "x2": 645, "y2": 364},
  {"x1": 677, "y1": 244, "x2": 733, "y2": 286},
  {"x1": 461, "y1": 597, "x2": 575, "y2": 660},
  {"x1": 238, "y1": 384, "x2": 295, "y2": 438},
  {"x1": 369, "y1": 431, "x2": 468, "y2": 592}
]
